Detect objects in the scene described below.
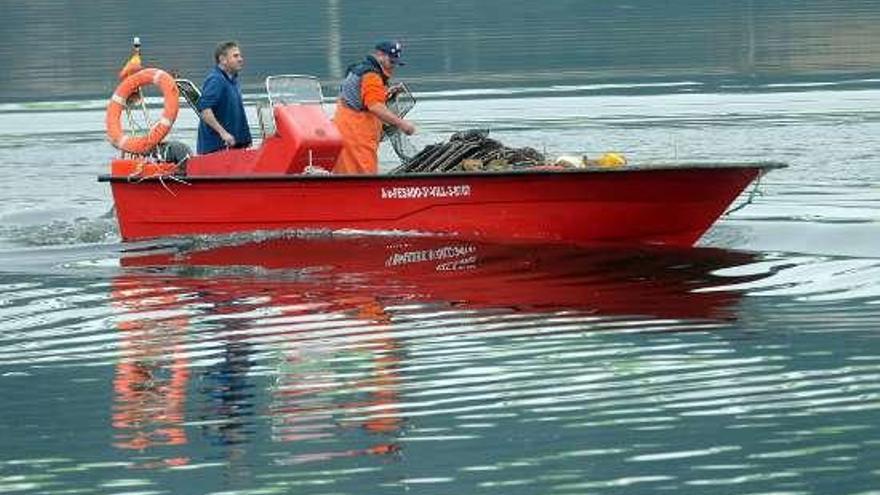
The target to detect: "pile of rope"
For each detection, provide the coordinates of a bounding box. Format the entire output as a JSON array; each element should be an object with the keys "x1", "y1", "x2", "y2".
[{"x1": 390, "y1": 130, "x2": 545, "y2": 174}]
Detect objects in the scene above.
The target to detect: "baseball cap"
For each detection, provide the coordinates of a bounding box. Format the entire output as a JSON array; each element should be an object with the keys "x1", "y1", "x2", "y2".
[{"x1": 375, "y1": 40, "x2": 405, "y2": 66}]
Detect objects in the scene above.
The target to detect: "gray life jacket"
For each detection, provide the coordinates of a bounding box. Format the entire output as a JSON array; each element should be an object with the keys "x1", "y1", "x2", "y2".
[{"x1": 338, "y1": 55, "x2": 388, "y2": 111}]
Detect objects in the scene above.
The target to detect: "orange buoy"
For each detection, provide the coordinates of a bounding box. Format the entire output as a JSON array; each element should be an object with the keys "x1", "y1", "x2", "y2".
[{"x1": 105, "y1": 68, "x2": 180, "y2": 155}]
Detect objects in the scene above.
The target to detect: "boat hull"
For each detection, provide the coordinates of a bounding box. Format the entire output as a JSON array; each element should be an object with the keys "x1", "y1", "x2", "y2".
[{"x1": 102, "y1": 165, "x2": 772, "y2": 246}]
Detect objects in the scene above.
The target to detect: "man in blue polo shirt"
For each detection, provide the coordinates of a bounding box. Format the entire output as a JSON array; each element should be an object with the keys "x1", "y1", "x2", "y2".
[{"x1": 196, "y1": 41, "x2": 252, "y2": 154}]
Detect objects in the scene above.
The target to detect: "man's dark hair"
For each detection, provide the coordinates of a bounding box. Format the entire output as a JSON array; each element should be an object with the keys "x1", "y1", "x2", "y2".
[{"x1": 214, "y1": 41, "x2": 239, "y2": 64}]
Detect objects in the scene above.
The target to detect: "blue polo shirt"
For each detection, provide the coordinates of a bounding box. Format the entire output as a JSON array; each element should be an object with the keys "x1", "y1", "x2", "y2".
[{"x1": 196, "y1": 65, "x2": 252, "y2": 154}]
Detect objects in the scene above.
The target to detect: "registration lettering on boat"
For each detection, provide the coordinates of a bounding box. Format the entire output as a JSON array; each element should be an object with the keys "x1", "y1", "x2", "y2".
[
  {"x1": 385, "y1": 244, "x2": 477, "y2": 267},
  {"x1": 380, "y1": 184, "x2": 471, "y2": 200},
  {"x1": 436, "y1": 255, "x2": 477, "y2": 272}
]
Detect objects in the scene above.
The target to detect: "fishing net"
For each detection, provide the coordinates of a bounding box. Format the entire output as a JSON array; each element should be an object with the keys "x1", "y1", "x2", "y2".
[
  {"x1": 389, "y1": 129, "x2": 546, "y2": 174},
  {"x1": 382, "y1": 83, "x2": 418, "y2": 162},
  {"x1": 384, "y1": 83, "x2": 416, "y2": 123},
  {"x1": 388, "y1": 130, "x2": 419, "y2": 162}
]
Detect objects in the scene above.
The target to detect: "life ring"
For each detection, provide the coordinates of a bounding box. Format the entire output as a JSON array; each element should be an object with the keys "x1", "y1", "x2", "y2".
[{"x1": 105, "y1": 68, "x2": 180, "y2": 154}]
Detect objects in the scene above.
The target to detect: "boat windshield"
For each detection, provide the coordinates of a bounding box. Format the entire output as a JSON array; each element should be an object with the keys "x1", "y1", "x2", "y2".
[{"x1": 265, "y1": 75, "x2": 324, "y2": 106}]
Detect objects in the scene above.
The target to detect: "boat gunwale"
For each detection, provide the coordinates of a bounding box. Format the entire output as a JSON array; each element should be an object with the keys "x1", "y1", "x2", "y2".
[{"x1": 97, "y1": 161, "x2": 786, "y2": 183}]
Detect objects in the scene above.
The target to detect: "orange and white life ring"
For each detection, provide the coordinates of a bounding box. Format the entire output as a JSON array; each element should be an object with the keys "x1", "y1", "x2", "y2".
[{"x1": 105, "y1": 68, "x2": 180, "y2": 155}]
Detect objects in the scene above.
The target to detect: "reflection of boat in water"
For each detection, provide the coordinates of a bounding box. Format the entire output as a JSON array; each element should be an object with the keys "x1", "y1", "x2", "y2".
[
  {"x1": 109, "y1": 234, "x2": 760, "y2": 467},
  {"x1": 122, "y1": 234, "x2": 759, "y2": 321}
]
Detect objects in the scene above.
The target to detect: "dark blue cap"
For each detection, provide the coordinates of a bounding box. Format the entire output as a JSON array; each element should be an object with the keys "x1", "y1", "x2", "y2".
[{"x1": 375, "y1": 40, "x2": 405, "y2": 65}]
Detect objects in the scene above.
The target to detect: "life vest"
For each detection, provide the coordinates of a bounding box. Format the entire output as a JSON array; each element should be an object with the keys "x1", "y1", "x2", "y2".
[{"x1": 338, "y1": 56, "x2": 388, "y2": 111}]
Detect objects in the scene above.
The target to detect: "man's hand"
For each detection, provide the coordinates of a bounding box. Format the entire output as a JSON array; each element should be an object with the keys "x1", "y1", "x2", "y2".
[
  {"x1": 387, "y1": 83, "x2": 404, "y2": 98},
  {"x1": 201, "y1": 108, "x2": 237, "y2": 148},
  {"x1": 397, "y1": 119, "x2": 416, "y2": 135},
  {"x1": 367, "y1": 102, "x2": 416, "y2": 135},
  {"x1": 219, "y1": 130, "x2": 236, "y2": 148}
]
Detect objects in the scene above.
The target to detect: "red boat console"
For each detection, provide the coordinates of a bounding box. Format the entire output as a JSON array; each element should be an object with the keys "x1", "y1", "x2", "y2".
[
  {"x1": 185, "y1": 104, "x2": 343, "y2": 176},
  {"x1": 254, "y1": 104, "x2": 342, "y2": 174}
]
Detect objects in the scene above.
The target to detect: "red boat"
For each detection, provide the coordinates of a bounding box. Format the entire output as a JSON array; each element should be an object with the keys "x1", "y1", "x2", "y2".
[{"x1": 99, "y1": 72, "x2": 784, "y2": 246}]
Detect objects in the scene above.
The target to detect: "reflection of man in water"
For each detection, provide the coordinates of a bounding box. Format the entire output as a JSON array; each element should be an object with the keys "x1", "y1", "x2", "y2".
[
  {"x1": 111, "y1": 278, "x2": 190, "y2": 468},
  {"x1": 200, "y1": 340, "x2": 255, "y2": 450},
  {"x1": 269, "y1": 295, "x2": 404, "y2": 463},
  {"x1": 113, "y1": 358, "x2": 189, "y2": 454}
]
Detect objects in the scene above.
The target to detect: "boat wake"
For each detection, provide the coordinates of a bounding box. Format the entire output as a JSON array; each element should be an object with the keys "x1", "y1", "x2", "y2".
[{"x1": 0, "y1": 215, "x2": 120, "y2": 247}]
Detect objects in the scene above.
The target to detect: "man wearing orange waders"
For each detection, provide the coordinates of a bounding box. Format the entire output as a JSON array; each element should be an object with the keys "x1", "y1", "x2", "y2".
[{"x1": 333, "y1": 41, "x2": 416, "y2": 174}]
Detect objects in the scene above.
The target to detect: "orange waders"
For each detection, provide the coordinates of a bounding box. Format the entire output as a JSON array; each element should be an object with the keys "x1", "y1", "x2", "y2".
[{"x1": 332, "y1": 101, "x2": 383, "y2": 174}]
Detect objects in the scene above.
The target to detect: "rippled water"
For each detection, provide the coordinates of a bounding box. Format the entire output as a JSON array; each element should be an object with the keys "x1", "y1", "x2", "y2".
[
  {"x1": 1, "y1": 84, "x2": 879, "y2": 494},
  {"x1": 1, "y1": 233, "x2": 879, "y2": 493},
  {"x1": 2, "y1": 5, "x2": 880, "y2": 489}
]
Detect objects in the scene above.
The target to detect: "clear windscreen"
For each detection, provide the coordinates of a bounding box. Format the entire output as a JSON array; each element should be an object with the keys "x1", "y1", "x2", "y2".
[{"x1": 265, "y1": 75, "x2": 324, "y2": 105}]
